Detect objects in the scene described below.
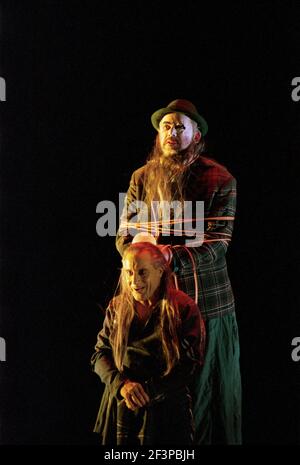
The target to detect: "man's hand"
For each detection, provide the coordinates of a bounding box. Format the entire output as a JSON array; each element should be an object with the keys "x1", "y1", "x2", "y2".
[
  {"x1": 132, "y1": 232, "x2": 157, "y2": 245},
  {"x1": 120, "y1": 380, "x2": 150, "y2": 411}
]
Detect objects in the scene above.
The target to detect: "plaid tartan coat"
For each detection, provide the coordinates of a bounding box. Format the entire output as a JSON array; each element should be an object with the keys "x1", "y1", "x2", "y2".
[{"x1": 116, "y1": 155, "x2": 237, "y2": 320}]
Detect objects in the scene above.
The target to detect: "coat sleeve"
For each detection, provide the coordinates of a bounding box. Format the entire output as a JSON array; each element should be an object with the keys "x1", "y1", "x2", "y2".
[
  {"x1": 144, "y1": 298, "x2": 205, "y2": 402},
  {"x1": 116, "y1": 170, "x2": 141, "y2": 257},
  {"x1": 90, "y1": 303, "x2": 127, "y2": 398},
  {"x1": 171, "y1": 176, "x2": 237, "y2": 269}
]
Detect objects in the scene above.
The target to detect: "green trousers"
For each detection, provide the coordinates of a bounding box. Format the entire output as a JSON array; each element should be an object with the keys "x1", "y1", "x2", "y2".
[{"x1": 192, "y1": 313, "x2": 242, "y2": 445}]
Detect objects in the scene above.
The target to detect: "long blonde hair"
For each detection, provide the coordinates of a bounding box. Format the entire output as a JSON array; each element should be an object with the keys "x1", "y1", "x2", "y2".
[{"x1": 111, "y1": 242, "x2": 181, "y2": 376}]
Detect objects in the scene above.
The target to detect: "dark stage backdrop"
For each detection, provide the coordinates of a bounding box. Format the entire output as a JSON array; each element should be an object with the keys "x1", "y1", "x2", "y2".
[{"x1": 0, "y1": 1, "x2": 299, "y2": 445}]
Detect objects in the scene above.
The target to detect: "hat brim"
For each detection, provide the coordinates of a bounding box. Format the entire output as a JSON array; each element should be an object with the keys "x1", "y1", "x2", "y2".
[{"x1": 151, "y1": 108, "x2": 208, "y2": 136}]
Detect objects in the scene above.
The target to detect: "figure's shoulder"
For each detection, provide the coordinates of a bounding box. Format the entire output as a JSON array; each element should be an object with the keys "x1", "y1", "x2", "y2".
[
  {"x1": 197, "y1": 155, "x2": 233, "y2": 175},
  {"x1": 196, "y1": 155, "x2": 236, "y2": 184},
  {"x1": 130, "y1": 164, "x2": 147, "y2": 183}
]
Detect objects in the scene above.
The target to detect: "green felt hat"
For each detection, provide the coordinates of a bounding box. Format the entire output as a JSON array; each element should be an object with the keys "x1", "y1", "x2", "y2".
[{"x1": 151, "y1": 99, "x2": 208, "y2": 136}]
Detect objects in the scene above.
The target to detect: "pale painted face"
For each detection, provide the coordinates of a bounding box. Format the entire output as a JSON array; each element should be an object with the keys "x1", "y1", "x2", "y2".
[
  {"x1": 123, "y1": 251, "x2": 163, "y2": 304},
  {"x1": 158, "y1": 113, "x2": 201, "y2": 157}
]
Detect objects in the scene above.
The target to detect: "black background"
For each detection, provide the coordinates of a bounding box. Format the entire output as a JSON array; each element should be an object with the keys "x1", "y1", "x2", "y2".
[{"x1": 0, "y1": 1, "x2": 299, "y2": 445}]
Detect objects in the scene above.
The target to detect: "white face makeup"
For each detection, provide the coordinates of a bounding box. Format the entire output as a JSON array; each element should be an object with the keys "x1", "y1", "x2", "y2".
[{"x1": 158, "y1": 113, "x2": 200, "y2": 157}]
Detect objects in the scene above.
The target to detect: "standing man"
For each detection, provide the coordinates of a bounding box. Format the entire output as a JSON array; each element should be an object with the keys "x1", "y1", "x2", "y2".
[{"x1": 116, "y1": 99, "x2": 241, "y2": 444}]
